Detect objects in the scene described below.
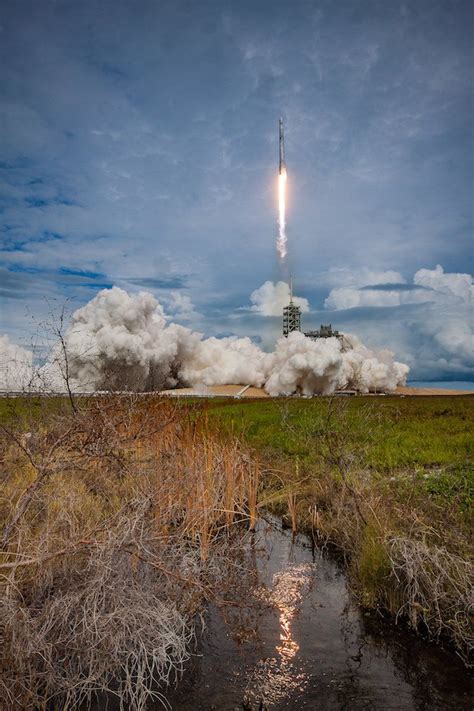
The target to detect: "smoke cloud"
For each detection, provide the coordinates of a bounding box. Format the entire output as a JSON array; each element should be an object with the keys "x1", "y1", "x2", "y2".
[
  {"x1": 1, "y1": 286, "x2": 408, "y2": 396},
  {"x1": 0, "y1": 335, "x2": 33, "y2": 392}
]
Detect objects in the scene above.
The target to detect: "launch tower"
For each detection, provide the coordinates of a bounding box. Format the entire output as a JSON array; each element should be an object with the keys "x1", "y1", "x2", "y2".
[
  {"x1": 282, "y1": 278, "x2": 344, "y2": 342},
  {"x1": 282, "y1": 277, "x2": 301, "y2": 336},
  {"x1": 304, "y1": 324, "x2": 341, "y2": 339}
]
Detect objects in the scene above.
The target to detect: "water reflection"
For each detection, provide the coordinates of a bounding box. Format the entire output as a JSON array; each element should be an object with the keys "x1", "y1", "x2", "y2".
[
  {"x1": 163, "y1": 520, "x2": 472, "y2": 711},
  {"x1": 244, "y1": 542, "x2": 314, "y2": 708}
]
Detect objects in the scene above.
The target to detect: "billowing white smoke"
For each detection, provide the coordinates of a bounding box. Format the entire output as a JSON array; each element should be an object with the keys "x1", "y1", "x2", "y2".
[
  {"x1": 59, "y1": 288, "x2": 180, "y2": 391},
  {"x1": 0, "y1": 287, "x2": 409, "y2": 396},
  {"x1": 0, "y1": 335, "x2": 33, "y2": 392},
  {"x1": 339, "y1": 335, "x2": 409, "y2": 393},
  {"x1": 39, "y1": 288, "x2": 267, "y2": 393},
  {"x1": 265, "y1": 332, "x2": 343, "y2": 396},
  {"x1": 178, "y1": 336, "x2": 267, "y2": 388},
  {"x1": 265, "y1": 332, "x2": 408, "y2": 396}
]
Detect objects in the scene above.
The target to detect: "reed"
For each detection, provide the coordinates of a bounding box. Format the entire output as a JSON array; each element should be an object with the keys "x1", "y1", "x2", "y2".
[
  {"x1": 0, "y1": 395, "x2": 262, "y2": 710},
  {"x1": 287, "y1": 490, "x2": 298, "y2": 535}
]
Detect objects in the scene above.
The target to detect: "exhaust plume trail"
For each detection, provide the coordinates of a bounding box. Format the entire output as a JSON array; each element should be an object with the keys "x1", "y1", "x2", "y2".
[
  {"x1": 277, "y1": 118, "x2": 288, "y2": 261},
  {"x1": 277, "y1": 167, "x2": 287, "y2": 260}
]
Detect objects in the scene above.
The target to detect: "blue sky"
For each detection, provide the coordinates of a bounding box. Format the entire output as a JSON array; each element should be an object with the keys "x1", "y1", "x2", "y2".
[{"x1": 0, "y1": 0, "x2": 472, "y2": 379}]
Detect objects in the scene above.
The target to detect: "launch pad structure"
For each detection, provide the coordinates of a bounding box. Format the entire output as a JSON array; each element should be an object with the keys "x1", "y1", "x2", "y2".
[
  {"x1": 282, "y1": 277, "x2": 301, "y2": 336},
  {"x1": 283, "y1": 277, "x2": 343, "y2": 342}
]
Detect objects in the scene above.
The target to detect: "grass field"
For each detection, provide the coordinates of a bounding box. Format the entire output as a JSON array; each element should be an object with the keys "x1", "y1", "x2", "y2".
[
  {"x1": 203, "y1": 395, "x2": 473, "y2": 519},
  {"x1": 204, "y1": 394, "x2": 473, "y2": 467}
]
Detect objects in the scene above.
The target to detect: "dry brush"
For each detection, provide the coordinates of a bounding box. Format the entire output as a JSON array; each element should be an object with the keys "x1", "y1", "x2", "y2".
[{"x1": 0, "y1": 396, "x2": 262, "y2": 710}]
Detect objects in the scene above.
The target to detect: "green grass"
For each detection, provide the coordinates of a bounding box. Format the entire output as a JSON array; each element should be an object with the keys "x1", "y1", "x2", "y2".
[
  {"x1": 203, "y1": 395, "x2": 474, "y2": 471},
  {"x1": 201, "y1": 395, "x2": 474, "y2": 528},
  {"x1": 0, "y1": 396, "x2": 69, "y2": 426}
]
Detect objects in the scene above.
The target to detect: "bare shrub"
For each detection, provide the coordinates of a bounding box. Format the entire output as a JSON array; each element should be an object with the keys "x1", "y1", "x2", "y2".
[
  {"x1": 387, "y1": 536, "x2": 474, "y2": 663},
  {"x1": 0, "y1": 395, "x2": 261, "y2": 709}
]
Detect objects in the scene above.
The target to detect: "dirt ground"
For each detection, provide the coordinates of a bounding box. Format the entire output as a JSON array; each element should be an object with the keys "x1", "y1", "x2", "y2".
[{"x1": 395, "y1": 386, "x2": 473, "y2": 396}]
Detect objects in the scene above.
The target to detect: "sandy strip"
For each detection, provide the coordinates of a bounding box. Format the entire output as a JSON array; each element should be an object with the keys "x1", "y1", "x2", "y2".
[{"x1": 395, "y1": 386, "x2": 472, "y2": 396}]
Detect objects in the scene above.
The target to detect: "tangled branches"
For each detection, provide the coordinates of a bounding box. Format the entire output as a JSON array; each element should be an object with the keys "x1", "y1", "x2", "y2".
[{"x1": 0, "y1": 396, "x2": 261, "y2": 709}]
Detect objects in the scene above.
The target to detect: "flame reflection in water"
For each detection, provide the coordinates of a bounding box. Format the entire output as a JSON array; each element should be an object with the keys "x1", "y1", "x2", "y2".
[{"x1": 245, "y1": 561, "x2": 314, "y2": 707}]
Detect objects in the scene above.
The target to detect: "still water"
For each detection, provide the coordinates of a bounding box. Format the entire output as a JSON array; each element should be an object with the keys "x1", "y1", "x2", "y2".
[{"x1": 166, "y1": 519, "x2": 472, "y2": 710}]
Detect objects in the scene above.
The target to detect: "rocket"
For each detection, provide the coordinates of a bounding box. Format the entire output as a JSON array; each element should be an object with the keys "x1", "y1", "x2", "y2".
[{"x1": 279, "y1": 117, "x2": 285, "y2": 174}]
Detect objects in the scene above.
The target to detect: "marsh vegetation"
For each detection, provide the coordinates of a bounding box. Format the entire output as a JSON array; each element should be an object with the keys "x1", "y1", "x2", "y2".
[
  {"x1": 0, "y1": 396, "x2": 260, "y2": 709},
  {"x1": 206, "y1": 395, "x2": 473, "y2": 663},
  {"x1": 0, "y1": 393, "x2": 472, "y2": 709}
]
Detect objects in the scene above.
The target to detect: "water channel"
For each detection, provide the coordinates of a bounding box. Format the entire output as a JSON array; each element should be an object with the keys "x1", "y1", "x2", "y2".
[{"x1": 165, "y1": 517, "x2": 472, "y2": 710}]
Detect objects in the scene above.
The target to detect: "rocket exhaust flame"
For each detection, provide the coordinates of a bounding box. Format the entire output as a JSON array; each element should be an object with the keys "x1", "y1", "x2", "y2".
[{"x1": 277, "y1": 118, "x2": 288, "y2": 261}]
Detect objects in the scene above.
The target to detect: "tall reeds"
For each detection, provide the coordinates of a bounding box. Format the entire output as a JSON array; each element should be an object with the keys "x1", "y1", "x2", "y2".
[{"x1": 0, "y1": 395, "x2": 262, "y2": 710}]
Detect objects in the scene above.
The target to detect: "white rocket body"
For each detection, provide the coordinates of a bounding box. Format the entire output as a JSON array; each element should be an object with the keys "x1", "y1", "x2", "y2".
[{"x1": 279, "y1": 118, "x2": 285, "y2": 174}]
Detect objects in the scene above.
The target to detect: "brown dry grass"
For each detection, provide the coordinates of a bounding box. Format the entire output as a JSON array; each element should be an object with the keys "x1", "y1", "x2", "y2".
[{"x1": 0, "y1": 396, "x2": 262, "y2": 710}]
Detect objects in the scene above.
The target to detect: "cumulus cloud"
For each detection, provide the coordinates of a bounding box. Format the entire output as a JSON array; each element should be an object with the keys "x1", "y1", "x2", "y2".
[
  {"x1": 249, "y1": 281, "x2": 309, "y2": 316},
  {"x1": 414, "y1": 265, "x2": 473, "y2": 303},
  {"x1": 325, "y1": 265, "x2": 473, "y2": 311},
  {"x1": 324, "y1": 285, "x2": 431, "y2": 310},
  {"x1": 324, "y1": 265, "x2": 473, "y2": 379},
  {"x1": 412, "y1": 266, "x2": 473, "y2": 371},
  {"x1": 323, "y1": 267, "x2": 406, "y2": 289},
  {"x1": 163, "y1": 292, "x2": 200, "y2": 322},
  {"x1": 323, "y1": 267, "x2": 414, "y2": 309}
]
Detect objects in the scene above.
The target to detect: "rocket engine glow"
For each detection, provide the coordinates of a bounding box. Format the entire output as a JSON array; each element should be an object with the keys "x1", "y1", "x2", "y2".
[{"x1": 277, "y1": 118, "x2": 288, "y2": 261}]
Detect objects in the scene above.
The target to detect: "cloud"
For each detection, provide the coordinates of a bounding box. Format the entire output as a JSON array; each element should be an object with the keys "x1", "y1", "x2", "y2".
[
  {"x1": 124, "y1": 276, "x2": 189, "y2": 290},
  {"x1": 323, "y1": 265, "x2": 473, "y2": 379},
  {"x1": 0, "y1": 334, "x2": 33, "y2": 392},
  {"x1": 164, "y1": 292, "x2": 200, "y2": 322},
  {"x1": 414, "y1": 264, "x2": 473, "y2": 303},
  {"x1": 325, "y1": 285, "x2": 433, "y2": 310},
  {"x1": 323, "y1": 268, "x2": 414, "y2": 309},
  {"x1": 321, "y1": 268, "x2": 411, "y2": 309},
  {"x1": 323, "y1": 267, "x2": 406, "y2": 289},
  {"x1": 249, "y1": 281, "x2": 309, "y2": 317},
  {"x1": 325, "y1": 264, "x2": 472, "y2": 310}
]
